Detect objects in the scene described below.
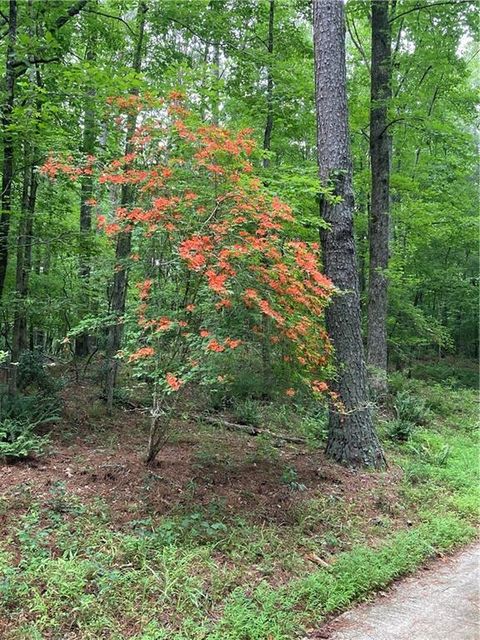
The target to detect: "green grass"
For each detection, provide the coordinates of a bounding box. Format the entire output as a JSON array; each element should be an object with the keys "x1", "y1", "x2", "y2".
[
  {"x1": 410, "y1": 357, "x2": 479, "y2": 390},
  {"x1": 212, "y1": 515, "x2": 475, "y2": 640},
  {"x1": 1, "y1": 511, "x2": 474, "y2": 639},
  {"x1": 0, "y1": 374, "x2": 478, "y2": 639}
]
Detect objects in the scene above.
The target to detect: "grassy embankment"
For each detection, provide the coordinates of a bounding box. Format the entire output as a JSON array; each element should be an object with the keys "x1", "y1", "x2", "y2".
[{"x1": 0, "y1": 368, "x2": 478, "y2": 639}]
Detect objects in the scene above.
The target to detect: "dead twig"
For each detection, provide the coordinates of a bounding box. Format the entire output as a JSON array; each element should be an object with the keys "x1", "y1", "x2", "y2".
[{"x1": 201, "y1": 415, "x2": 306, "y2": 444}]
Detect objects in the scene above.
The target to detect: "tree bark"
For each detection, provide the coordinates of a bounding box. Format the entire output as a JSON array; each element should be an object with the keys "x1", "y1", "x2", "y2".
[
  {"x1": 75, "y1": 33, "x2": 97, "y2": 357},
  {"x1": 367, "y1": 0, "x2": 392, "y2": 396},
  {"x1": 260, "y1": 0, "x2": 275, "y2": 394},
  {"x1": 12, "y1": 143, "x2": 37, "y2": 366},
  {"x1": 313, "y1": 0, "x2": 385, "y2": 468},
  {"x1": 262, "y1": 0, "x2": 274, "y2": 170},
  {"x1": 0, "y1": 0, "x2": 18, "y2": 300},
  {"x1": 105, "y1": 1, "x2": 147, "y2": 412}
]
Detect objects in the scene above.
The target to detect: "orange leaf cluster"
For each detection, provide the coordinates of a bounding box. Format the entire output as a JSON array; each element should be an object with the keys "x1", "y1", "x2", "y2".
[{"x1": 42, "y1": 93, "x2": 335, "y2": 399}]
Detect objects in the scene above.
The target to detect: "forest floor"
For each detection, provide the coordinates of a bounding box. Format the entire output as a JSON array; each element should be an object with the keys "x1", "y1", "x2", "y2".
[{"x1": 0, "y1": 372, "x2": 478, "y2": 639}]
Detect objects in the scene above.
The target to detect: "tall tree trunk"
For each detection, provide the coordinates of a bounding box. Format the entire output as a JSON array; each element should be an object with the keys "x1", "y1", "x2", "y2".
[
  {"x1": 211, "y1": 42, "x2": 221, "y2": 125},
  {"x1": 313, "y1": 0, "x2": 385, "y2": 468},
  {"x1": 75, "y1": 34, "x2": 97, "y2": 357},
  {"x1": 367, "y1": 0, "x2": 392, "y2": 396},
  {"x1": 262, "y1": 0, "x2": 274, "y2": 170},
  {"x1": 0, "y1": 0, "x2": 18, "y2": 300},
  {"x1": 260, "y1": 0, "x2": 275, "y2": 394},
  {"x1": 105, "y1": 1, "x2": 147, "y2": 412},
  {"x1": 12, "y1": 143, "x2": 37, "y2": 366},
  {"x1": 209, "y1": 0, "x2": 221, "y2": 127}
]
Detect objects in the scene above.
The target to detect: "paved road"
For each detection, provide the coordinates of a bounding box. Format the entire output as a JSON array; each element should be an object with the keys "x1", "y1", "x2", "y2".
[{"x1": 325, "y1": 543, "x2": 480, "y2": 640}]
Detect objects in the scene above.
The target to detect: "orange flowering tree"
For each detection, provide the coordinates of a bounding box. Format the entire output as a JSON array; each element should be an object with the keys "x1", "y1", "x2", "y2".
[{"x1": 42, "y1": 92, "x2": 335, "y2": 464}]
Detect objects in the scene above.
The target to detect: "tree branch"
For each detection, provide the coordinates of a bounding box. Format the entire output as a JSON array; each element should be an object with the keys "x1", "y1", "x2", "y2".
[
  {"x1": 14, "y1": 56, "x2": 62, "y2": 78},
  {"x1": 379, "y1": 117, "x2": 406, "y2": 136},
  {"x1": 201, "y1": 415, "x2": 307, "y2": 444},
  {"x1": 346, "y1": 15, "x2": 370, "y2": 72},
  {"x1": 85, "y1": 8, "x2": 136, "y2": 36},
  {"x1": 389, "y1": 0, "x2": 471, "y2": 23},
  {"x1": 12, "y1": 1, "x2": 89, "y2": 79},
  {"x1": 54, "y1": 0, "x2": 90, "y2": 31},
  {"x1": 14, "y1": 55, "x2": 60, "y2": 69},
  {"x1": 162, "y1": 14, "x2": 259, "y2": 62}
]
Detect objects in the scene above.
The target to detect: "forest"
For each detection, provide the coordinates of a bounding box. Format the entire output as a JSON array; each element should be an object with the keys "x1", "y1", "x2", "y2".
[{"x1": 0, "y1": 0, "x2": 478, "y2": 638}]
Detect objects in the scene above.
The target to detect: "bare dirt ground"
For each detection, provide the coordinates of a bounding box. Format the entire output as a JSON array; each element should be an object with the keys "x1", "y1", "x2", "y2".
[{"x1": 0, "y1": 382, "x2": 405, "y2": 532}]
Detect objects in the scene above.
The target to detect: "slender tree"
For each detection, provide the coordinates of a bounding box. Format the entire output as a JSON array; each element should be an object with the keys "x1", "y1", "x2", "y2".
[
  {"x1": 262, "y1": 0, "x2": 274, "y2": 171},
  {"x1": 313, "y1": 0, "x2": 385, "y2": 467},
  {"x1": 0, "y1": 0, "x2": 90, "y2": 301},
  {"x1": 75, "y1": 30, "x2": 98, "y2": 357},
  {"x1": 105, "y1": 1, "x2": 147, "y2": 412},
  {"x1": 367, "y1": 0, "x2": 392, "y2": 395},
  {"x1": 260, "y1": 0, "x2": 275, "y2": 392},
  {"x1": 12, "y1": 143, "x2": 37, "y2": 368},
  {"x1": 0, "y1": 0, "x2": 18, "y2": 300}
]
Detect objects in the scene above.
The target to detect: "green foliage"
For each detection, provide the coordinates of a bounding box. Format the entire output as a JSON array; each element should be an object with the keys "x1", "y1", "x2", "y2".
[
  {"x1": 0, "y1": 362, "x2": 61, "y2": 462},
  {"x1": 231, "y1": 398, "x2": 261, "y2": 427},
  {"x1": 211, "y1": 516, "x2": 475, "y2": 639},
  {"x1": 387, "y1": 389, "x2": 433, "y2": 442},
  {"x1": 0, "y1": 0, "x2": 478, "y2": 633},
  {"x1": 290, "y1": 515, "x2": 475, "y2": 617},
  {"x1": 386, "y1": 418, "x2": 416, "y2": 443},
  {"x1": 411, "y1": 359, "x2": 479, "y2": 390},
  {"x1": 220, "y1": 359, "x2": 268, "y2": 402},
  {"x1": 297, "y1": 408, "x2": 329, "y2": 444},
  {"x1": 177, "y1": 512, "x2": 229, "y2": 542},
  {"x1": 16, "y1": 350, "x2": 63, "y2": 395},
  {"x1": 280, "y1": 466, "x2": 306, "y2": 492},
  {"x1": 47, "y1": 481, "x2": 85, "y2": 517},
  {"x1": 0, "y1": 383, "x2": 60, "y2": 462},
  {"x1": 388, "y1": 372, "x2": 479, "y2": 428},
  {"x1": 349, "y1": 0, "x2": 478, "y2": 363},
  {"x1": 245, "y1": 432, "x2": 280, "y2": 464},
  {"x1": 0, "y1": 418, "x2": 48, "y2": 461},
  {"x1": 0, "y1": 0, "x2": 477, "y2": 420}
]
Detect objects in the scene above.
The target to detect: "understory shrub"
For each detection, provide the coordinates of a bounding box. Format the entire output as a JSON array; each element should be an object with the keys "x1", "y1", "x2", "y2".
[
  {"x1": 0, "y1": 417, "x2": 49, "y2": 461},
  {"x1": 394, "y1": 390, "x2": 431, "y2": 426},
  {"x1": 387, "y1": 418, "x2": 416, "y2": 442},
  {"x1": 387, "y1": 389, "x2": 433, "y2": 442},
  {"x1": 0, "y1": 394, "x2": 59, "y2": 461},
  {"x1": 45, "y1": 93, "x2": 335, "y2": 463},
  {"x1": 0, "y1": 350, "x2": 62, "y2": 462},
  {"x1": 16, "y1": 349, "x2": 63, "y2": 394}
]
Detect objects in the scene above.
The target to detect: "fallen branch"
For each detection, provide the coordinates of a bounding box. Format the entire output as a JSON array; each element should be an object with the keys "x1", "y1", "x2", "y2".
[{"x1": 201, "y1": 415, "x2": 306, "y2": 444}]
